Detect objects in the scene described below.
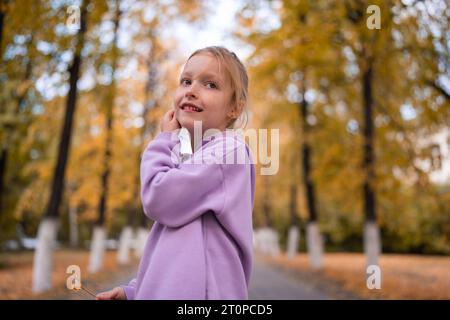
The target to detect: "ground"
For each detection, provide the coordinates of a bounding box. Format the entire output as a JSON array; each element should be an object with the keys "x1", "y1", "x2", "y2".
[
  {"x1": 0, "y1": 249, "x2": 449, "y2": 299},
  {"x1": 0, "y1": 249, "x2": 138, "y2": 300},
  {"x1": 261, "y1": 252, "x2": 450, "y2": 299}
]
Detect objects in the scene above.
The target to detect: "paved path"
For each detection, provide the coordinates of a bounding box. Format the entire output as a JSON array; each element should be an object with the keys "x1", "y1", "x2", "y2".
[{"x1": 248, "y1": 254, "x2": 330, "y2": 300}]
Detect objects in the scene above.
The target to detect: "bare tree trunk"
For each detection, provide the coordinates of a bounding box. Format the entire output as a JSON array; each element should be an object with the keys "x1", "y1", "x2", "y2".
[
  {"x1": 362, "y1": 59, "x2": 381, "y2": 267},
  {"x1": 33, "y1": 0, "x2": 89, "y2": 293}
]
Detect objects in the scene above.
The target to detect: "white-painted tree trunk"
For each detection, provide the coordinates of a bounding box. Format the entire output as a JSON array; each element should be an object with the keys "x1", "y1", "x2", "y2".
[
  {"x1": 306, "y1": 222, "x2": 323, "y2": 269},
  {"x1": 252, "y1": 230, "x2": 258, "y2": 249},
  {"x1": 256, "y1": 227, "x2": 280, "y2": 256},
  {"x1": 287, "y1": 226, "x2": 300, "y2": 259},
  {"x1": 88, "y1": 226, "x2": 106, "y2": 274},
  {"x1": 69, "y1": 205, "x2": 78, "y2": 248},
  {"x1": 364, "y1": 221, "x2": 381, "y2": 267},
  {"x1": 258, "y1": 228, "x2": 270, "y2": 254},
  {"x1": 133, "y1": 227, "x2": 149, "y2": 258},
  {"x1": 32, "y1": 218, "x2": 58, "y2": 293},
  {"x1": 117, "y1": 226, "x2": 133, "y2": 265},
  {"x1": 269, "y1": 228, "x2": 280, "y2": 256},
  {"x1": 253, "y1": 229, "x2": 263, "y2": 253}
]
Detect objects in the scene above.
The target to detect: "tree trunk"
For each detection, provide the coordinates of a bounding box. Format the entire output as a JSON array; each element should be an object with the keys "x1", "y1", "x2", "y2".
[
  {"x1": 90, "y1": 0, "x2": 121, "y2": 272},
  {"x1": 0, "y1": 148, "x2": 7, "y2": 216},
  {"x1": 134, "y1": 226, "x2": 149, "y2": 258},
  {"x1": 0, "y1": 0, "x2": 8, "y2": 55},
  {"x1": 287, "y1": 184, "x2": 300, "y2": 259},
  {"x1": 0, "y1": 1, "x2": 11, "y2": 214},
  {"x1": 32, "y1": 218, "x2": 58, "y2": 293},
  {"x1": 0, "y1": 36, "x2": 33, "y2": 219},
  {"x1": 287, "y1": 226, "x2": 300, "y2": 259},
  {"x1": 306, "y1": 222, "x2": 323, "y2": 269},
  {"x1": 299, "y1": 78, "x2": 323, "y2": 269},
  {"x1": 32, "y1": 0, "x2": 89, "y2": 293},
  {"x1": 132, "y1": 41, "x2": 161, "y2": 257},
  {"x1": 88, "y1": 225, "x2": 106, "y2": 273},
  {"x1": 257, "y1": 177, "x2": 279, "y2": 255},
  {"x1": 362, "y1": 60, "x2": 381, "y2": 267},
  {"x1": 117, "y1": 225, "x2": 133, "y2": 265},
  {"x1": 117, "y1": 139, "x2": 140, "y2": 263},
  {"x1": 262, "y1": 177, "x2": 273, "y2": 228},
  {"x1": 69, "y1": 204, "x2": 78, "y2": 248}
]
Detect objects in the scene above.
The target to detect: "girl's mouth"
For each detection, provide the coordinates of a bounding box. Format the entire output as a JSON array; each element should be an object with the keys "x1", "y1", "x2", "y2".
[{"x1": 180, "y1": 103, "x2": 203, "y2": 112}]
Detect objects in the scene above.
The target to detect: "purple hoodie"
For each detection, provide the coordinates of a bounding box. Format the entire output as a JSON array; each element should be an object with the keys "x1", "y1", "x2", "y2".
[{"x1": 121, "y1": 130, "x2": 256, "y2": 299}]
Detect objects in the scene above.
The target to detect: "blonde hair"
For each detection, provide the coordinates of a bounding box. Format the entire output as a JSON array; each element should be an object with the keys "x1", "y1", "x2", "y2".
[{"x1": 187, "y1": 46, "x2": 249, "y2": 129}]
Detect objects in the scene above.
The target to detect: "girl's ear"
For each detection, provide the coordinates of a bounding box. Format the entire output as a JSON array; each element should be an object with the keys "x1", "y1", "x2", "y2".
[{"x1": 228, "y1": 100, "x2": 245, "y2": 120}]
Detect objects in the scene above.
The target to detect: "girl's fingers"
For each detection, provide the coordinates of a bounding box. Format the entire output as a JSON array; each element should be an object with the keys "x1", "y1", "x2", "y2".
[
  {"x1": 161, "y1": 109, "x2": 180, "y2": 132},
  {"x1": 98, "y1": 288, "x2": 123, "y2": 300},
  {"x1": 95, "y1": 292, "x2": 108, "y2": 300},
  {"x1": 163, "y1": 110, "x2": 173, "y2": 123},
  {"x1": 96, "y1": 290, "x2": 115, "y2": 300},
  {"x1": 111, "y1": 288, "x2": 121, "y2": 298}
]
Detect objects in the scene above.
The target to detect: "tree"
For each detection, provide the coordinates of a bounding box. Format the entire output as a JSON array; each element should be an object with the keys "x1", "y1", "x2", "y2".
[
  {"x1": 88, "y1": 0, "x2": 122, "y2": 274},
  {"x1": 237, "y1": 0, "x2": 449, "y2": 257},
  {"x1": 236, "y1": 0, "x2": 342, "y2": 267},
  {"x1": 32, "y1": 0, "x2": 91, "y2": 293},
  {"x1": 0, "y1": 0, "x2": 10, "y2": 55}
]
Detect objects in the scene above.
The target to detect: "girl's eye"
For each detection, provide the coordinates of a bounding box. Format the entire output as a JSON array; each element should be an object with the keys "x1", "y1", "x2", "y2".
[
  {"x1": 180, "y1": 79, "x2": 191, "y2": 85},
  {"x1": 206, "y1": 82, "x2": 217, "y2": 89}
]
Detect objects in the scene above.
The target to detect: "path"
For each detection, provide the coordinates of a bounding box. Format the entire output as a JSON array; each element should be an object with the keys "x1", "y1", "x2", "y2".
[
  {"x1": 61, "y1": 253, "x2": 331, "y2": 300},
  {"x1": 248, "y1": 254, "x2": 330, "y2": 300}
]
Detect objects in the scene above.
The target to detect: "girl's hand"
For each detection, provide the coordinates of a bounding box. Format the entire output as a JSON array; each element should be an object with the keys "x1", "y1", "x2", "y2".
[
  {"x1": 161, "y1": 109, "x2": 181, "y2": 132},
  {"x1": 96, "y1": 287, "x2": 127, "y2": 300}
]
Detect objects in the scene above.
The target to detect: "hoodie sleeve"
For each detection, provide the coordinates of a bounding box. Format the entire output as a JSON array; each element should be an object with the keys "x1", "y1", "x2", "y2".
[
  {"x1": 140, "y1": 131, "x2": 229, "y2": 228},
  {"x1": 120, "y1": 278, "x2": 137, "y2": 300}
]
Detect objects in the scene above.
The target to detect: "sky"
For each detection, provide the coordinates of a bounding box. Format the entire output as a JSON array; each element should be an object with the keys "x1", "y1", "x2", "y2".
[
  {"x1": 165, "y1": 0, "x2": 253, "y2": 61},
  {"x1": 161, "y1": 0, "x2": 282, "y2": 62}
]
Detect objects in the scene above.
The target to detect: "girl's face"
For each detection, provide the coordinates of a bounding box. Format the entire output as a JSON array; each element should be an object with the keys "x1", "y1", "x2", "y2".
[{"x1": 174, "y1": 53, "x2": 236, "y2": 135}]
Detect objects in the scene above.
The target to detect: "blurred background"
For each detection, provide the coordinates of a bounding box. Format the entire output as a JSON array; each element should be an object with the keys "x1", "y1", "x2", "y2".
[{"x1": 0, "y1": 0, "x2": 449, "y2": 300}]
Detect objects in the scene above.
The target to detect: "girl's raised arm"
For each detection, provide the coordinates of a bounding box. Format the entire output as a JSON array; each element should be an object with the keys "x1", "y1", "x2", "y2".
[{"x1": 140, "y1": 131, "x2": 250, "y2": 228}]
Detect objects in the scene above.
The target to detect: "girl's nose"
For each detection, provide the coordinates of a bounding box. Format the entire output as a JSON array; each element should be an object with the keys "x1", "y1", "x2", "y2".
[{"x1": 185, "y1": 81, "x2": 199, "y2": 98}]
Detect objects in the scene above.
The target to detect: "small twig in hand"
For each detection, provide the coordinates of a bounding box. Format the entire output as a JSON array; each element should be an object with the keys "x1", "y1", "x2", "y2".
[{"x1": 74, "y1": 286, "x2": 97, "y2": 298}]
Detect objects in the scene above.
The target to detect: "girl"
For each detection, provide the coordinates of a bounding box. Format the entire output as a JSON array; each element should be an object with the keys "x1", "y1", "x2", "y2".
[{"x1": 96, "y1": 46, "x2": 255, "y2": 300}]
